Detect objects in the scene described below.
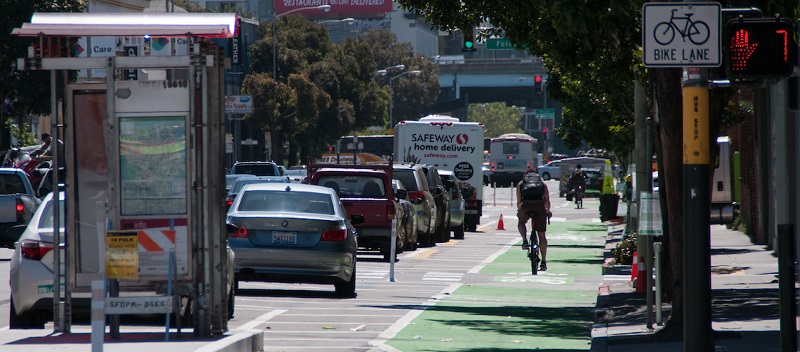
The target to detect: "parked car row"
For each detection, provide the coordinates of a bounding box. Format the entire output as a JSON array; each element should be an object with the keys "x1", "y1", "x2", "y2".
[{"x1": 223, "y1": 160, "x2": 470, "y2": 298}]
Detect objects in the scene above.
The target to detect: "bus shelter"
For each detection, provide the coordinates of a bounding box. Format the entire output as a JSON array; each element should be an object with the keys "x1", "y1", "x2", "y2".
[{"x1": 11, "y1": 12, "x2": 234, "y2": 337}]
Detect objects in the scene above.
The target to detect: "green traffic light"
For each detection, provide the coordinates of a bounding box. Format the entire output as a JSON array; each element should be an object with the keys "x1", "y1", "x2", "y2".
[{"x1": 465, "y1": 41, "x2": 474, "y2": 48}]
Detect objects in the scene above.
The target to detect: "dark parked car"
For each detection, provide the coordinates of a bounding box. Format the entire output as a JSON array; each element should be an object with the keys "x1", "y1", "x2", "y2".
[
  {"x1": 419, "y1": 164, "x2": 450, "y2": 243},
  {"x1": 392, "y1": 179, "x2": 420, "y2": 251},
  {"x1": 392, "y1": 164, "x2": 437, "y2": 248},
  {"x1": 437, "y1": 170, "x2": 465, "y2": 239}
]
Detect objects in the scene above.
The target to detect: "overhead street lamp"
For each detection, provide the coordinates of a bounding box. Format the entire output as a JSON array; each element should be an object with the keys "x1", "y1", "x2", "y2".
[
  {"x1": 377, "y1": 65, "x2": 421, "y2": 129},
  {"x1": 273, "y1": 5, "x2": 331, "y2": 81}
]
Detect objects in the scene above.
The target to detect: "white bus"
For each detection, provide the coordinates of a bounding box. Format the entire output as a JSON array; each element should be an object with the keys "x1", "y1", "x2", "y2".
[{"x1": 488, "y1": 133, "x2": 538, "y2": 187}]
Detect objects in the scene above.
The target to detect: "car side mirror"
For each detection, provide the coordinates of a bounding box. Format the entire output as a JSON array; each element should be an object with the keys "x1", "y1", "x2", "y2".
[
  {"x1": 443, "y1": 179, "x2": 455, "y2": 189},
  {"x1": 350, "y1": 214, "x2": 366, "y2": 225},
  {"x1": 432, "y1": 187, "x2": 443, "y2": 196},
  {"x1": 395, "y1": 189, "x2": 408, "y2": 200}
]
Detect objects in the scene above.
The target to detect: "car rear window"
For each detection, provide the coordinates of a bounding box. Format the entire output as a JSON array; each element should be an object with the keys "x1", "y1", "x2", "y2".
[
  {"x1": 232, "y1": 164, "x2": 277, "y2": 176},
  {"x1": 393, "y1": 170, "x2": 419, "y2": 191},
  {"x1": 237, "y1": 190, "x2": 333, "y2": 214},
  {"x1": 0, "y1": 174, "x2": 27, "y2": 194},
  {"x1": 231, "y1": 178, "x2": 289, "y2": 194},
  {"x1": 317, "y1": 175, "x2": 386, "y2": 198}
]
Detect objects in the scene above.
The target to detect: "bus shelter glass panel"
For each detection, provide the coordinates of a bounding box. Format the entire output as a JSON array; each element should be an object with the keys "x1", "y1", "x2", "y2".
[{"x1": 119, "y1": 116, "x2": 187, "y2": 215}]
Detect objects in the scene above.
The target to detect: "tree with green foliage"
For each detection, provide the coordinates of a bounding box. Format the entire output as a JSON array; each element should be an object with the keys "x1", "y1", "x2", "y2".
[
  {"x1": 0, "y1": 0, "x2": 84, "y2": 151},
  {"x1": 466, "y1": 102, "x2": 523, "y2": 138},
  {"x1": 394, "y1": 0, "x2": 796, "y2": 338}
]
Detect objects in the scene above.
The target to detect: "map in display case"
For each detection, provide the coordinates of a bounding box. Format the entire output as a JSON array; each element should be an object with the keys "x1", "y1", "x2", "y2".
[{"x1": 119, "y1": 116, "x2": 187, "y2": 215}]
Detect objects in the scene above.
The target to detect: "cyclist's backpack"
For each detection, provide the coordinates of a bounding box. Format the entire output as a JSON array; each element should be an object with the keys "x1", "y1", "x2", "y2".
[{"x1": 520, "y1": 173, "x2": 545, "y2": 198}]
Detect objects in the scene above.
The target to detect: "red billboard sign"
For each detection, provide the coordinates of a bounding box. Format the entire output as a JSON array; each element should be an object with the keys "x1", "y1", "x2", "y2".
[{"x1": 275, "y1": 0, "x2": 393, "y2": 16}]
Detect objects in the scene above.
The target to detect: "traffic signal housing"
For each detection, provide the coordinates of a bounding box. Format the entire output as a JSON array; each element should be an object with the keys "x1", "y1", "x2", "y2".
[
  {"x1": 534, "y1": 75, "x2": 543, "y2": 93},
  {"x1": 462, "y1": 29, "x2": 476, "y2": 52},
  {"x1": 725, "y1": 18, "x2": 796, "y2": 80}
]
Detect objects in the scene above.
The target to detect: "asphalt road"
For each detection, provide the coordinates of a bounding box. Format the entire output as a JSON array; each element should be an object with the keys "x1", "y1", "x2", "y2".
[{"x1": 0, "y1": 180, "x2": 616, "y2": 351}]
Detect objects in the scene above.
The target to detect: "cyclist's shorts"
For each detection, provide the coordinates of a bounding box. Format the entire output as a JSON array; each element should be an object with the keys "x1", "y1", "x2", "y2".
[{"x1": 518, "y1": 200, "x2": 547, "y2": 232}]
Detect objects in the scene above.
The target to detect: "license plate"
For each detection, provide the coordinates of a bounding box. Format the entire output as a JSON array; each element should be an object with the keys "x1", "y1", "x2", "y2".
[{"x1": 272, "y1": 231, "x2": 297, "y2": 244}]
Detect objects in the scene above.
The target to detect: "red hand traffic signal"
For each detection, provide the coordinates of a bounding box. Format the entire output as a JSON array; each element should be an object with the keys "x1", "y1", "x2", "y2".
[{"x1": 725, "y1": 19, "x2": 796, "y2": 79}]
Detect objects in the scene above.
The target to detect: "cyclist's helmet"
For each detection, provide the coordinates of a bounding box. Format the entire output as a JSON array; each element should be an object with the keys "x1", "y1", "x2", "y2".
[
  {"x1": 576, "y1": 164, "x2": 582, "y2": 170},
  {"x1": 525, "y1": 168, "x2": 537, "y2": 174}
]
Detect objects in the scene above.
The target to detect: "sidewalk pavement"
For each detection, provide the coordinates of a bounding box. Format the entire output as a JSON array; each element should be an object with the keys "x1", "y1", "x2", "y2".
[
  {"x1": 0, "y1": 326, "x2": 263, "y2": 352},
  {"x1": 591, "y1": 223, "x2": 782, "y2": 351}
]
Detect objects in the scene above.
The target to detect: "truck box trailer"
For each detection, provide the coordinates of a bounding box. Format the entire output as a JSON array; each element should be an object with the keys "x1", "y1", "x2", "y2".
[{"x1": 393, "y1": 115, "x2": 485, "y2": 232}]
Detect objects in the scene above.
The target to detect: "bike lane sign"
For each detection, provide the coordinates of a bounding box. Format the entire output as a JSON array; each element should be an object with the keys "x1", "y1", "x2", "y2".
[{"x1": 642, "y1": 3, "x2": 721, "y2": 67}]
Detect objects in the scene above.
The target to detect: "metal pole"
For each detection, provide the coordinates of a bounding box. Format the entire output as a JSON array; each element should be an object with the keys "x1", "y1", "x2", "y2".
[
  {"x1": 778, "y1": 225, "x2": 796, "y2": 352},
  {"x1": 654, "y1": 241, "x2": 663, "y2": 325},
  {"x1": 645, "y1": 117, "x2": 653, "y2": 329},
  {"x1": 389, "y1": 219, "x2": 396, "y2": 282},
  {"x1": 682, "y1": 68, "x2": 712, "y2": 351},
  {"x1": 389, "y1": 78, "x2": 394, "y2": 129}
]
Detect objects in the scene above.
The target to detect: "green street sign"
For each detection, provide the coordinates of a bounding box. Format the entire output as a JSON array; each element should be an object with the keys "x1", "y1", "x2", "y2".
[
  {"x1": 535, "y1": 108, "x2": 555, "y2": 119},
  {"x1": 486, "y1": 38, "x2": 519, "y2": 50}
]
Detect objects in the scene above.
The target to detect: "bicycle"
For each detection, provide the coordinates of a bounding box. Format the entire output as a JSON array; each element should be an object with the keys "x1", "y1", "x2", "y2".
[
  {"x1": 573, "y1": 184, "x2": 585, "y2": 209},
  {"x1": 654, "y1": 9, "x2": 710, "y2": 46},
  {"x1": 525, "y1": 211, "x2": 551, "y2": 275}
]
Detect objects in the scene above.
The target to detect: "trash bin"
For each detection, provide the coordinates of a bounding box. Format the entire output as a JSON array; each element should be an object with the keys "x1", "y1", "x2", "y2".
[{"x1": 599, "y1": 193, "x2": 620, "y2": 222}]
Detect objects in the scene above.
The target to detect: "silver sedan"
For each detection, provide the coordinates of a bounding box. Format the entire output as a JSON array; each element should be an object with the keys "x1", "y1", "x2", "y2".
[{"x1": 226, "y1": 183, "x2": 363, "y2": 297}]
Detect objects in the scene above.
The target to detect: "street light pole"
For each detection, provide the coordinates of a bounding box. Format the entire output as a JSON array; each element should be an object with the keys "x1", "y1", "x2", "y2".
[
  {"x1": 272, "y1": 5, "x2": 331, "y2": 81},
  {"x1": 377, "y1": 65, "x2": 420, "y2": 129}
]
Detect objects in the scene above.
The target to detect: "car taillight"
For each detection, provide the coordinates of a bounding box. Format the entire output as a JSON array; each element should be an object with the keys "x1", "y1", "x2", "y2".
[
  {"x1": 20, "y1": 239, "x2": 54, "y2": 261},
  {"x1": 229, "y1": 225, "x2": 249, "y2": 238},
  {"x1": 451, "y1": 188, "x2": 459, "y2": 199},
  {"x1": 321, "y1": 228, "x2": 347, "y2": 241},
  {"x1": 225, "y1": 197, "x2": 234, "y2": 208},
  {"x1": 16, "y1": 199, "x2": 24, "y2": 221},
  {"x1": 387, "y1": 204, "x2": 396, "y2": 221},
  {"x1": 490, "y1": 163, "x2": 495, "y2": 172}
]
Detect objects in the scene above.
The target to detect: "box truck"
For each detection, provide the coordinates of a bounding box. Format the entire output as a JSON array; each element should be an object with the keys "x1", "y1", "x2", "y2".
[{"x1": 394, "y1": 115, "x2": 485, "y2": 232}]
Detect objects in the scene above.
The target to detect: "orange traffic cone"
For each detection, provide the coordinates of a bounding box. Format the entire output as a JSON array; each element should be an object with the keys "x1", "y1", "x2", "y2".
[{"x1": 496, "y1": 214, "x2": 506, "y2": 230}]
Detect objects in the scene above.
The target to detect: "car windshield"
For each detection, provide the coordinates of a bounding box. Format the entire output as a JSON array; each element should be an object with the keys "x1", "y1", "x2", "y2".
[
  {"x1": 393, "y1": 170, "x2": 419, "y2": 191},
  {"x1": 237, "y1": 190, "x2": 334, "y2": 214},
  {"x1": 317, "y1": 175, "x2": 385, "y2": 197}
]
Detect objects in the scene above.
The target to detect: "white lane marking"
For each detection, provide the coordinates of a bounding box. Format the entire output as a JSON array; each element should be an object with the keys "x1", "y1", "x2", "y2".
[
  {"x1": 236, "y1": 309, "x2": 287, "y2": 331},
  {"x1": 468, "y1": 236, "x2": 520, "y2": 274},
  {"x1": 369, "y1": 283, "x2": 462, "y2": 352},
  {"x1": 604, "y1": 275, "x2": 632, "y2": 281},
  {"x1": 423, "y1": 272, "x2": 463, "y2": 282}
]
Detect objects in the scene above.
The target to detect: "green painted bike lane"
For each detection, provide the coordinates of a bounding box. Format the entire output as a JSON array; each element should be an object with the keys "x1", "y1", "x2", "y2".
[{"x1": 385, "y1": 221, "x2": 608, "y2": 352}]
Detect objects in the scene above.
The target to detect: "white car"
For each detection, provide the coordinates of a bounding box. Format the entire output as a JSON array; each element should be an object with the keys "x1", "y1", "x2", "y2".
[
  {"x1": 537, "y1": 160, "x2": 562, "y2": 181},
  {"x1": 9, "y1": 192, "x2": 236, "y2": 328}
]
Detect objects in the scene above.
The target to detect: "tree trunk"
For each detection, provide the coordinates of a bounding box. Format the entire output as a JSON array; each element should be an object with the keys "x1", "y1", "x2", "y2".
[{"x1": 651, "y1": 68, "x2": 684, "y2": 338}]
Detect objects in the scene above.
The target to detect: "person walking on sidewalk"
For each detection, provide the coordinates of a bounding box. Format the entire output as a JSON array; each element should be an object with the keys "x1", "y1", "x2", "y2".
[{"x1": 517, "y1": 168, "x2": 551, "y2": 271}]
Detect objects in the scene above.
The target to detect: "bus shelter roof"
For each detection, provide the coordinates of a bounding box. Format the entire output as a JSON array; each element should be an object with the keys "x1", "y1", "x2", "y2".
[{"x1": 12, "y1": 12, "x2": 237, "y2": 38}]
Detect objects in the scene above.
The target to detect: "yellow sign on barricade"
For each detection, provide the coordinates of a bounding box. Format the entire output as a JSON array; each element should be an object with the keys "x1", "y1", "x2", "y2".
[
  {"x1": 602, "y1": 159, "x2": 615, "y2": 194},
  {"x1": 106, "y1": 231, "x2": 139, "y2": 280}
]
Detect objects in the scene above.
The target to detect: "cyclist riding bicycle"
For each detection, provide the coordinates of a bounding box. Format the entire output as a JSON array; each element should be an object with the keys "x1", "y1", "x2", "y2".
[
  {"x1": 516, "y1": 168, "x2": 551, "y2": 271},
  {"x1": 568, "y1": 164, "x2": 588, "y2": 200}
]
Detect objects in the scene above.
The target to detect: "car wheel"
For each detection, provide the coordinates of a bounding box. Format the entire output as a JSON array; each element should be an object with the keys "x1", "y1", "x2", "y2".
[
  {"x1": 542, "y1": 172, "x2": 550, "y2": 180},
  {"x1": 453, "y1": 222, "x2": 465, "y2": 239},
  {"x1": 335, "y1": 263, "x2": 356, "y2": 298},
  {"x1": 395, "y1": 226, "x2": 405, "y2": 254},
  {"x1": 9, "y1": 295, "x2": 46, "y2": 329},
  {"x1": 227, "y1": 286, "x2": 235, "y2": 320}
]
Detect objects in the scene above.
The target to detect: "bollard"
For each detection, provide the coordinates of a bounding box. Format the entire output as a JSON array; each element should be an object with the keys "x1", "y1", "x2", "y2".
[
  {"x1": 654, "y1": 241, "x2": 663, "y2": 325},
  {"x1": 389, "y1": 219, "x2": 397, "y2": 282},
  {"x1": 91, "y1": 280, "x2": 105, "y2": 352}
]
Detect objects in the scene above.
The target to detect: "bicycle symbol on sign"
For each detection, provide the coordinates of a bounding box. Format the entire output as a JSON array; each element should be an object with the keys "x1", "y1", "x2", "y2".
[{"x1": 654, "y1": 9, "x2": 710, "y2": 45}]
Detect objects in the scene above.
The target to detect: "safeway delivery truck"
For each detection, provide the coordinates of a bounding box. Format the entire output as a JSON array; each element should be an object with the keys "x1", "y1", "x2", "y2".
[{"x1": 394, "y1": 115, "x2": 485, "y2": 232}]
